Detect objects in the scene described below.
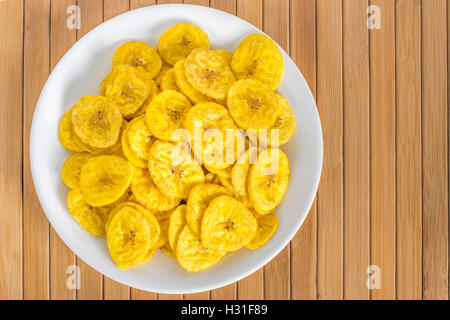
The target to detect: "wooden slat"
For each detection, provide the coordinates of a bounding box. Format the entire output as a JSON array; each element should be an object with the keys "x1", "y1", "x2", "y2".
[
  {"x1": 235, "y1": 0, "x2": 264, "y2": 300},
  {"x1": 49, "y1": 0, "x2": 78, "y2": 301},
  {"x1": 290, "y1": 0, "x2": 317, "y2": 300},
  {"x1": 129, "y1": 0, "x2": 158, "y2": 304},
  {"x1": 23, "y1": 0, "x2": 50, "y2": 300},
  {"x1": 209, "y1": 0, "x2": 238, "y2": 302},
  {"x1": 396, "y1": 0, "x2": 422, "y2": 300},
  {"x1": 76, "y1": 0, "x2": 104, "y2": 300},
  {"x1": 316, "y1": 0, "x2": 344, "y2": 300},
  {"x1": 421, "y1": 0, "x2": 449, "y2": 300},
  {"x1": 369, "y1": 0, "x2": 396, "y2": 300},
  {"x1": 343, "y1": 0, "x2": 370, "y2": 300},
  {"x1": 0, "y1": 0, "x2": 23, "y2": 301},
  {"x1": 262, "y1": 0, "x2": 290, "y2": 300}
]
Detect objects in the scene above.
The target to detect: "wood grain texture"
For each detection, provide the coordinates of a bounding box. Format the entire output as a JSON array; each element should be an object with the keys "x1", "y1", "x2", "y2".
[
  {"x1": 369, "y1": 0, "x2": 396, "y2": 300},
  {"x1": 343, "y1": 0, "x2": 370, "y2": 300},
  {"x1": 263, "y1": 0, "x2": 290, "y2": 300},
  {"x1": 48, "y1": 0, "x2": 78, "y2": 301},
  {"x1": 235, "y1": 0, "x2": 264, "y2": 301},
  {"x1": 290, "y1": 0, "x2": 317, "y2": 300},
  {"x1": 0, "y1": 0, "x2": 24, "y2": 300},
  {"x1": 23, "y1": 0, "x2": 50, "y2": 300},
  {"x1": 316, "y1": 0, "x2": 344, "y2": 300},
  {"x1": 396, "y1": 0, "x2": 422, "y2": 300},
  {"x1": 421, "y1": 0, "x2": 449, "y2": 300}
]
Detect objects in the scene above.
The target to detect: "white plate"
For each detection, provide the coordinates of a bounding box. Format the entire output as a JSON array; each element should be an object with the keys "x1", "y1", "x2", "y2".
[{"x1": 30, "y1": 4, "x2": 322, "y2": 294}]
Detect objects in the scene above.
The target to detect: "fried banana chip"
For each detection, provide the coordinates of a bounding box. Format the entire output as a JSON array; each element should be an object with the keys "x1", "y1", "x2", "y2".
[
  {"x1": 80, "y1": 155, "x2": 134, "y2": 207},
  {"x1": 217, "y1": 174, "x2": 235, "y2": 194},
  {"x1": 160, "y1": 68, "x2": 179, "y2": 91},
  {"x1": 71, "y1": 96, "x2": 123, "y2": 148},
  {"x1": 113, "y1": 41, "x2": 163, "y2": 79},
  {"x1": 227, "y1": 79, "x2": 279, "y2": 130},
  {"x1": 185, "y1": 184, "x2": 231, "y2": 236},
  {"x1": 230, "y1": 147, "x2": 258, "y2": 197},
  {"x1": 176, "y1": 225, "x2": 225, "y2": 272},
  {"x1": 59, "y1": 109, "x2": 86, "y2": 152},
  {"x1": 100, "y1": 65, "x2": 152, "y2": 116},
  {"x1": 158, "y1": 23, "x2": 210, "y2": 66},
  {"x1": 61, "y1": 152, "x2": 94, "y2": 189},
  {"x1": 145, "y1": 90, "x2": 191, "y2": 141},
  {"x1": 168, "y1": 204, "x2": 187, "y2": 251},
  {"x1": 131, "y1": 166, "x2": 180, "y2": 211},
  {"x1": 245, "y1": 213, "x2": 278, "y2": 249},
  {"x1": 204, "y1": 173, "x2": 216, "y2": 184},
  {"x1": 201, "y1": 195, "x2": 257, "y2": 252},
  {"x1": 231, "y1": 33, "x2": 284, "y2": 90},
  {"x1": 155, "y1": 62, "x2": 171, "y2": 86},
  {"x1": 160, "y1": 244, "x2": 175, "y2": 258},
  {"x1": 153, "y1": 216, "x2": 170, "y2": 249},
  {"x1": 148, "y1": 141, "x2": 205, "y2": 199},
  {"x1": 67, "y1": 189, "x2": 108, "y2": 236},
  {"x1": 77, "y1": 119, "x2": 126, "y2": 155},
  {"x1": 122, "y1": 116, "x2": 155, "y2": 168},
  {"x1": 248, "y1": 148, "x2": 289, "y2": 214},
  {"x1": 174, "y1": 59, "x2": 212, "y2": 104},
  {"x1": 213, "y1": 49, "x2": 233, "y2": 65},
  {"x1": 184, "y1": 48, "x2": 236, "y2": 101},
  {"x1": 184, "y1": 102, "x2": 238, "y2": 170},
  {"x1": 124, "y1": 78, "x2": 160, "y2": 120}
]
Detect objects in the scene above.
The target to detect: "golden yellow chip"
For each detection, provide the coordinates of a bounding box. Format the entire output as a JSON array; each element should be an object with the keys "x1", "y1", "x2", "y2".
[
  {"x1": 148, "y1": 140, "x2": 205, "y2": 199},
  {"x1": 213, "y1": 49, "x2": 233, "y2": 65},
  {"x1": 160, "y1": 244, "x2": 175, "y2": 258},
  {"x1": 158, "y1": 23, "x2": 210, "y2": 66},
  {"x1": 100, "y1": 65, "x2": 152, "y2": 116},
  {"x1": 67, "y1": 189, "x2": 107, "y2": 236},
  {"x1": 131, "y1": 166, "x2": 180, "y2": 211},
  {"x1": 79, "y1": 155, "x2": 133, "y2": 207},
  {"x1": 217, "y1": 174, "x2": 236, "y2": 194},
  {"x1": 106, "y1": 205, "x2": 154, "y2": 269},
  {"x1": 155, "y1": 62, "x2": 171, "y2": 86},
  {"x1": 160, "y1": 68, "x2": 179, "y2": 91},
  {"x1": 184, "y1": 102, "x2": 238, "y2": 170},
  {"x1": 204, "y1": 173, "x2": 216, "y2": 184},
  {"x1": 124, "y1": 78, "x2": 160, "y2": 120},
  {"x1": 97, "y1": 187, "x2": 133, "y2": 217},
  {"x1": 168, "y1": 204, "x2": 186, "y2": 251},
  {"x1": 230, "y1": 147, "x2": 258, "y2": 197},
  {"x1": 153, "y1": 216, "x2": 169, "y2": 249},
  {"x1": 145, "y1": 90, "x2": 191, "y2": 142},
  {"x1": 174, "y1": 59, "x2": 212, "y2": 104},
  {"x1": 113, "y1": 41, "x2": 162, "y2": 79},
  {"x1": 248, "y1": 148, "x2": 289, "y2": 214},
  {"x1": 201, "y1": 195, "x2": 257, "y2": 252},
  {"x1": 227, "y1": 79, "x2": 279, "y2": 130},
  {"x1": 245, "y1": 213, "x2": 278, "y2": 249},
  {"x1": 122, "y1": 116, "x2": 155, "y2": 168},
  {"x1": 184, "y1": 48, "x2": 236, "y2": 101},
  {"x1": 176, "y1": 225, "x2": 225, "y2": 272},
  {"x1": 71, "y1": 96, "x2": 123, "y2": 148},
  {"x1": 203, "y1": 163, "x2": 232, "y2": 179},
  {"x1": 59, "y1": 109, "x2": 86, "y2": 152},
  {"x1": 61, "y1": 152, "x2": 94, "y2": 189},
  {"x1": 231, "y1": 33, "x2": 284, "y2": 90},
  {"x1": 185, "y1": 184, "x2": 231, "y2": 236},
  {"x1": 77, "y1": 119, "x2": 126, "y2": 155}
]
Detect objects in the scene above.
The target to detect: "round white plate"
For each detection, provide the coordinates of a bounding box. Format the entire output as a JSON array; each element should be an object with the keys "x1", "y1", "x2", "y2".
[{"x1": 30, "y1": 4, "x2": 322, "y2": 294}]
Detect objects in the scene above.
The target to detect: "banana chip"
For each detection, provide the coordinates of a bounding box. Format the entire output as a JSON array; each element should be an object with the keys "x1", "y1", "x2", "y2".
[
  {"x1": 77, "y1": 120, "x2": 126, "y2": 155},
  {"x1": 158, "y1": 23, "x2": 210, "y2": 66},
  {"x1": 124, "y1": 78, "x2": 160, "y2": 120},
  {"x1": 71, "y1": 96, "x2": 123, "y2": 148},
  {"x1": 201, "y1": 195, "x2": 257, "y2": 252},
  {"x1": 155, "y1": 62, "x2": 171, "y2": 86},
  {"x1": 80, "y1": 155, "x2": 134, "y2": 207},
  {"x1": 184, "y1": 48, "x2": 236, "y2": 101},
  {"x1": 168, "y1": 205, "x2": 187, "y2": 251},
  {"x1": 122, "y1": 116, "x2": 155, "y2": 168},
  {"x1": 145, "y1": 90, "x2": 191, "y2": 141},
  {"x1": 153, "y1": 216, "x2": 170, "y2": 249},
  {"x1": 230, "y1": 147, "x2": 258, "y2": 197},
  {"x1": 227, "y1": 79, "x2": 279, "y2": 130},
  {"x1": 176, "y1": 225, "x2": 225, "y2": 272},
  {"x1": 67, "y1": 189, "x2": 107, "y2": 236},
  {"x1": 61, "y1": 152, "x2": 94, "y2": 190},
  {"x1": 174, "y1": 59, "x2": 212, "y2": 104},
  {"x1": 245, "y1": 213, "x2": 278, "y2": 249},
  {"x1": 131, "y1": 166, "x2": 180, "y2": 211},
  {"x1": 160, "y1": 68, "x2": 179, "y2": 91},
  {"x1": 213, "y1": 49, "x2": 233, "y2": 65},
  {"x1": 248, "y1": 148, "x2": 289, "y2": 214},
  {"x1": 148, "y1": 141, "x2": 205, "y2": 199},
  {"x1": 160, "y1": 244, "x2": 175, "y2": 258},
  {"x1": 186, "y1": 184, "x2": 231, "y2": 236},
  {"x1": 100, "y1": 65, "x2": 152, "y2": 116},
  {"x1": 59, "y1": 109, "x2": 86, "y2": 152},
  {"x1": 231, "y1": 34, "x2": 284, "y2": 90},
  {"x1": 113, "y1": 41, "x2": 162, "y2": 79}
]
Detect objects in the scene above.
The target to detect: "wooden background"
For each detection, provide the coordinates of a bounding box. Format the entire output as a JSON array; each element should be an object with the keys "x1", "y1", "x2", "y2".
[{"x1": 0, "y1": 0, "x2": 448, "y2": 300}]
